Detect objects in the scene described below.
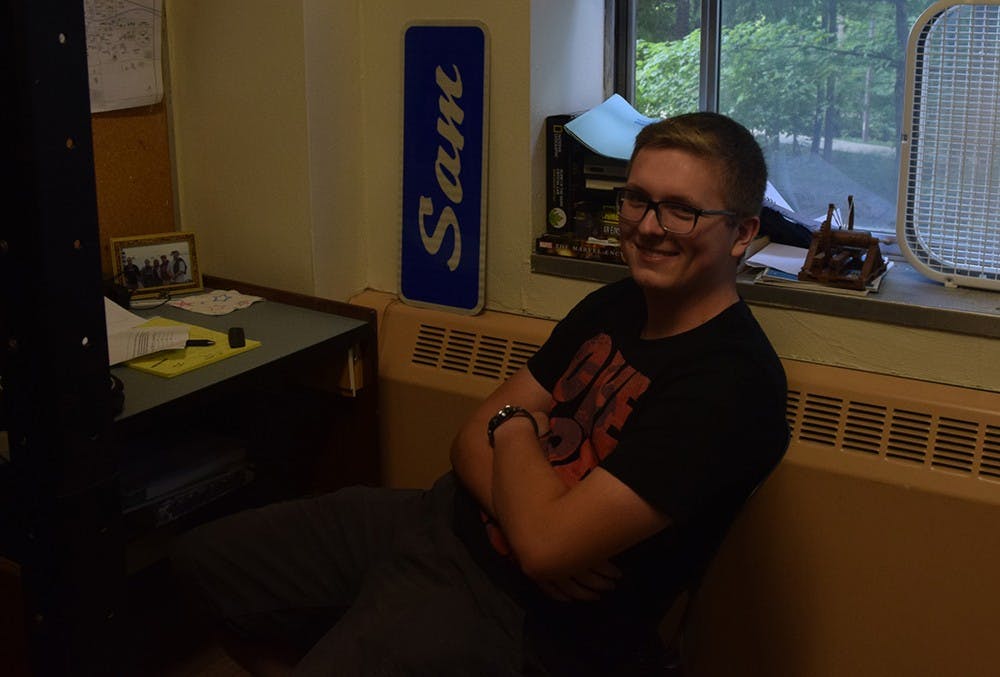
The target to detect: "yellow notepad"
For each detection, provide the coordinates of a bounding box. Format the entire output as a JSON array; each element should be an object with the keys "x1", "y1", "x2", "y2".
[{"x1": 125, "y1": 318, "x2": 260, "y2": 378}]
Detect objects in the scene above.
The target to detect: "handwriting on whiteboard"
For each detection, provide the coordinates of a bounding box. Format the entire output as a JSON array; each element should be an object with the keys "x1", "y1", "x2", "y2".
[{"x1": 84, "y1": 0, "x2": 163, "y2": 112}]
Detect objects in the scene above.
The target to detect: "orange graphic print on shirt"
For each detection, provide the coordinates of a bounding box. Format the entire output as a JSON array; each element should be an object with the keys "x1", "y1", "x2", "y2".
[
  {"x1": 484, "y1": 333, "x2": 651, "y2": 556},
  {"x1": 546, "y1": 333, "x2": 650, "y2": 485}
]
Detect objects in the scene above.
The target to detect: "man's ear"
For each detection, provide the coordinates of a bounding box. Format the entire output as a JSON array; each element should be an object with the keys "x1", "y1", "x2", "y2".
[{"x1": 730, "y1": 216, "x2": 761, "y2": 258}]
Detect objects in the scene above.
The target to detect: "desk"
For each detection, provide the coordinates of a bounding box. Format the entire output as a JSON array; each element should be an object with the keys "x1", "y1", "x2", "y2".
[
  {"x1": 115, "y1": 293, "x2": 369, "y2": 420},
  {"x1": 112, "y1": 277, "x2": 379, "y2": 512}
]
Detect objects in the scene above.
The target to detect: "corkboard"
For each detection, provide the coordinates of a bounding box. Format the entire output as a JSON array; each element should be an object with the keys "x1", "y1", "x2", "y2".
[{"x1": 91, "y1": 102, "x2": 175, "y2": 279}]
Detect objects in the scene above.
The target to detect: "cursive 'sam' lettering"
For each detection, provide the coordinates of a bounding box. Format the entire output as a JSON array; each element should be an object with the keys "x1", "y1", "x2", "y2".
[{"x1": 419, "y1": 64, "x2": 465, "y2": 272}]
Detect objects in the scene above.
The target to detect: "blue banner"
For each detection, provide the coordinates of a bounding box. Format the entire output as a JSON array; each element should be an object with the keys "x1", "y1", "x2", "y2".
[{"x1": 400, "y1": 24, "x2": 488, "y2": 313}]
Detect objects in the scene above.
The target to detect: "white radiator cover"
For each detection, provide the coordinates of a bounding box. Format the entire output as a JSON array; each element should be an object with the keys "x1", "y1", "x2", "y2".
[
  {"x1": 785, "y1": 361, "x2": 1000, "y2": 505},
  {"x1": 355, "y1": 290, "x2": 1000, "y2": 507}
]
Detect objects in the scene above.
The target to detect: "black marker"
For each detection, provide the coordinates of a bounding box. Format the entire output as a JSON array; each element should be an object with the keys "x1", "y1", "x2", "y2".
[
  {"x1": 228, "y1": 327, "x2": 246, "y2": 348},
  {"x1": 186, "y1": 339, "x2": 215, "y2": 347}
]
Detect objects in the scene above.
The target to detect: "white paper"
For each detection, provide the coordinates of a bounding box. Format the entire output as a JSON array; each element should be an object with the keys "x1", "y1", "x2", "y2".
[
  {"x1": 84, "y1": 0, "x2": 164, "y2": 112},
  {"x1": 764, "y1": 182, "x2": 793, "y2": 211},
  {"x1": 564, "y1": 94, "x2": 659, "y2": 160},
  {"x1": 104, "y1": 296, "x2": 145, "y2": 333},
  {"x1": 167, "y1": 289, "x2": 264, "y2": 316},
  {"x1": 745, "y1": 243, "x2": 810, "y2": 276},
  {"x1": 105, "y1": 297, "x2": 188, "y2": 365}
]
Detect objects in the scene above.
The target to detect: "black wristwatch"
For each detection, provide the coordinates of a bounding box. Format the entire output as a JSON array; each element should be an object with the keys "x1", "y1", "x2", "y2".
[{"x1": 487, "y1": 404, "x2": 539, "y2": 447}]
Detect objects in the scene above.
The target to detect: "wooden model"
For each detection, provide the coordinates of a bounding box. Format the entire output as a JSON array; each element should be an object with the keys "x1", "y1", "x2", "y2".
[{"x1": 798, "y1": 198, "x2": 886, "y2": 290}]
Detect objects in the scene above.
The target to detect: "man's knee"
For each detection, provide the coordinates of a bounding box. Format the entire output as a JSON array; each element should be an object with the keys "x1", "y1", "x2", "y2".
[{"x1": 169, "y1": 509, "x2": 270, "y2": 622}]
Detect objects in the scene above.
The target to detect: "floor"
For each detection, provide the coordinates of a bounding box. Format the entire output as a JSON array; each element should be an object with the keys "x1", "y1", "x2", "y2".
[
  {"x1": 126, "y1": 561, "x2": 249, "y2": 677},
  {"x1": 1, "y1": 557, "x2": 249, "y2": 676},
  {"x1": 149, "y1": 644, "x2": 248, "y2": 677}
]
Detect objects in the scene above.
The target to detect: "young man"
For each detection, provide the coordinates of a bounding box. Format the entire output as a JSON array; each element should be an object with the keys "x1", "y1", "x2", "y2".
[
  {"x1": 171, "y1": 250, "x2": 189, "y2": 282},
  {"x1": 172, "y1": 112, "x2": 788, "y2": 676}
]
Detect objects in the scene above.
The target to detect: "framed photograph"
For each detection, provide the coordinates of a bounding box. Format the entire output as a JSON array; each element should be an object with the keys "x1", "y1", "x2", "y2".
[{"x1": 111, "y1": 232, "x2": 202, "y2": 299}]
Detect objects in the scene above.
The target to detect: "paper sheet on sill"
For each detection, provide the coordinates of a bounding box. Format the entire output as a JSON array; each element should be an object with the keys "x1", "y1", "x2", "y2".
[
  {"x1": 564, "y1": 94, "x2": 659, "y2": 160},
  {"x1": 745, "y1": 243, "x2": 810, "y2": 275}
]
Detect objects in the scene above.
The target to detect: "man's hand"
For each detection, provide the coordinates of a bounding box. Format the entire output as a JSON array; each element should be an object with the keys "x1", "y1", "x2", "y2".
[
  {"x1": 449, "y1": 369, "x2": 554, "y2": 517},
  {"x1": 535, "y1": 560, "x2": 622, "y2": 602}
]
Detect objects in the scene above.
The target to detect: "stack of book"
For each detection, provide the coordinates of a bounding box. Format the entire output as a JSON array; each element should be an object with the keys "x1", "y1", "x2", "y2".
[
  {"x1": 545, "y1": 114, "x2": 627, "y2": 241},
  {"x1": 535, "y1": 233, "x2": 624, "y2": 264},
  {"x1": 753, "y1": 265, "x2": 891, "y2": 296}
]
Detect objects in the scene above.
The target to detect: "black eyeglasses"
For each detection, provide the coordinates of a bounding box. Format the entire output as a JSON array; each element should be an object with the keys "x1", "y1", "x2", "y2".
[{"x1": 616, "y1": 188, "x2": 737, "y2": 235}]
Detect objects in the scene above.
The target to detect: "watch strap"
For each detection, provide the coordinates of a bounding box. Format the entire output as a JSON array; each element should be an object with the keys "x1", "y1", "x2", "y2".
[{"x1": 487, "y1": 404, "x2": 539, "y2": 447}]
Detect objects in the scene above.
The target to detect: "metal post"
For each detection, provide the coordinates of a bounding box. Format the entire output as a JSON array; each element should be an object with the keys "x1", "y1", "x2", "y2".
[
  {"x1": 2, "y1": 1, "x2": 121, "y2": 674},
  {"x1": 700, "y1": 0, "x2": 723, "y2": 112}
]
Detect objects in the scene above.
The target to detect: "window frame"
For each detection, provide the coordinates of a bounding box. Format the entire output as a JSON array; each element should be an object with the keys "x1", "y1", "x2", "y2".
[{"x1": 611, "y1": 0, "x2": 722, "y2": 109}]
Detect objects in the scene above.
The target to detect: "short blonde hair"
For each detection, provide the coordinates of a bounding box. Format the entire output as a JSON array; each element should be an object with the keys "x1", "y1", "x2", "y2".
[{"x1": 630, "y1": 112, "x2": 767, "y2": 219}]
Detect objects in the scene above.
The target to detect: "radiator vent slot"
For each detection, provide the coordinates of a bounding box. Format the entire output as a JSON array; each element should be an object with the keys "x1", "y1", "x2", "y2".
[
  {"x1": 785, "y1": 389, "x2": 802, "y2": 428},
  {"x1": 931, "y1": 417, "x2": 978, "y2": 475},
  {"x1": 843, "y1": 402, "x2": 886, "y2": 456},
  {"x1": 981, "y1": 426, "x2": 1000, "y2": 480},
  {"x1": 412, "y1": 324, "x2": 446, "y2": 368},
  {"x1": 886, "y1": 409, "x2": 932, "y2": 466},
  {"x1": 410, "y1": 323, "x2": 542, "y2": 381},
  {"x1": 799, "y1": 393, "x2": 843, "y2": 447},
  {"x1": 787, "y1": 391, "x2": 1000, "y2": 487}
]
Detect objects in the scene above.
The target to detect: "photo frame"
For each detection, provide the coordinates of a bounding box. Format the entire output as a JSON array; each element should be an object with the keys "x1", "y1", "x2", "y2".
[{"x1": 110, "y1": 232, "x2": 202, "y2": 299}]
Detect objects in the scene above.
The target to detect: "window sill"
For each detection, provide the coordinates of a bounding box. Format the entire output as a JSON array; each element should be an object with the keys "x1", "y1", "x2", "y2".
[{"x1": 530, "y1": 254, "x2": 1000, "y2": 340}]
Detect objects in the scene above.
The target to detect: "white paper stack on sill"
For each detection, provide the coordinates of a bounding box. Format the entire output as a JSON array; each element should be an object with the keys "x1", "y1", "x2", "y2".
[{"x1": 745, "y1": 242, "x2": 892, "y2": 296}]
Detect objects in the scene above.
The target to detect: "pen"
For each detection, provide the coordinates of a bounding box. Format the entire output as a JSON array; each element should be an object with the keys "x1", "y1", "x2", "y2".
[{"x1": 186, "y1": 339, "x2": 215, "y2": 347}]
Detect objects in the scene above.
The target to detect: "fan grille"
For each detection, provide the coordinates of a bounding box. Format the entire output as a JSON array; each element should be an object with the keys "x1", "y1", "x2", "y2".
[{"x1": 899, "y1": 3, "x2": 1000, "y2": 289}]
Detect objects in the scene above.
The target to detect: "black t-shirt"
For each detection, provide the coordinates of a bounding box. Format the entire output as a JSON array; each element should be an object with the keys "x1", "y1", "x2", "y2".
[{"x1": 454, "y1": 278, "x2": 789, "y2": 672}]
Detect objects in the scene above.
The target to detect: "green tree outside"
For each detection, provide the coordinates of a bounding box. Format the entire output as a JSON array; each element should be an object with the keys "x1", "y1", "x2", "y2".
[{"x1": 633, "y1": 0, "x2": 931, "y2": 227}]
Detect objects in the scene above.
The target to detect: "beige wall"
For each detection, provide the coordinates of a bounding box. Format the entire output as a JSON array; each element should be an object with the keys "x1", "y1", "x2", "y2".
[
  {"x1": 303, "y1": 0, "x2": 366, "y2": 299},
  {"x1": 167, "y1": 0, "x2": 316, "y2": 293},
  {"x1": 164, "y1": 0, "x2": 1000, "y2": 394}
]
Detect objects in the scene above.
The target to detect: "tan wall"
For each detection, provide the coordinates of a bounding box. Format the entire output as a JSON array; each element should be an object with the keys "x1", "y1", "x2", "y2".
[
  {"x1": 753, "y1": 306, "x2": 1000, "y2": 394},
  {"x1": 166, "y1": 0, "x2": 315, "y2": 294}
]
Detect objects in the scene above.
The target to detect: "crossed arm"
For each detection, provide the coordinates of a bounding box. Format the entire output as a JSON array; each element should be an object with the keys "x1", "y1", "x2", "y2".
[{"x1": 449, "y1": 367, "x2": 670, "y2": 595}]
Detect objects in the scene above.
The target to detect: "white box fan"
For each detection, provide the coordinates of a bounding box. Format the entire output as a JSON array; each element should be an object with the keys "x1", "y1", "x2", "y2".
[{"x1": 897, "y1": 1, "x2": 1000, "y2": 290}]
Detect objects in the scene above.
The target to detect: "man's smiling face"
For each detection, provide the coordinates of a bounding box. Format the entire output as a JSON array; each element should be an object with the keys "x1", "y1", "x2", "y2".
[{"x1": 619, "y1": 146, "x2": 751, "y2": 301}]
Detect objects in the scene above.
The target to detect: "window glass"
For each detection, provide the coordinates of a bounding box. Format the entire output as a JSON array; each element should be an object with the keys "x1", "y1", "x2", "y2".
[
  {"x1": 633, "y1": 1, "x2": 935, "y2": 233},
  {"x1": 634, "y1": 1, "x2": 703, "y2": 115}
]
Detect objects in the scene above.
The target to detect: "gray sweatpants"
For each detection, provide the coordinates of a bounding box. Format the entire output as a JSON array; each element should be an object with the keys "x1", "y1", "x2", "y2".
[{"x1": 171, "y1": 473, "x2": 547, "y2": 676}]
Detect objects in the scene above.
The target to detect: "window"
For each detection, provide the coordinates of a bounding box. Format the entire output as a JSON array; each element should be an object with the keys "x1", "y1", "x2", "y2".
[{"x1": 619, "y1": 0, "x2": 937, "y2": 236}]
